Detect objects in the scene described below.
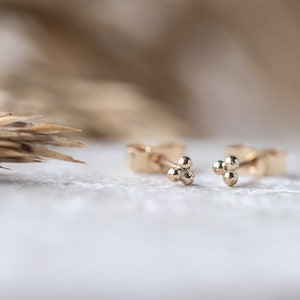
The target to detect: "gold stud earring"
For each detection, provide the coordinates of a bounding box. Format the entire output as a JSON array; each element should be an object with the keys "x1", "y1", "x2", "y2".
[
  {"x1": 213, "y1": 145, "x2": 285, "y2": 187},
  {"x1": 212, "y1": 156, "x2": 240, "y2": 186},
  {"x1": 127, "y1": 143, "x2": 195, "y2": 185}
]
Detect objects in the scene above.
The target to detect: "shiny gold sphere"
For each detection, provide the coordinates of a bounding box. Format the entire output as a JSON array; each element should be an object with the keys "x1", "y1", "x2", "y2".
[
  {"x1": 224, "y1": 156, "x2": 240, "y2": 171},
  {"x1": 167, "y1": 167, "x2": 182, "y2": 182},
  {"x1": 181, "y1": 170, "x2": 195, "y2": 186},
  {"x1": 212, "y1": 160, "x2": 225, "y2": 175},
  {"x1": 177, "y1": 156, "x2": 193, "y2": 169},
  {"x1": 223, "y1": 171, "x2": 238, "y2": 186}
]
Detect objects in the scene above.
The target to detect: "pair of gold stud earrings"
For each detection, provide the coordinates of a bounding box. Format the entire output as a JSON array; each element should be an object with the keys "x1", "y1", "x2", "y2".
[{"x1": 127, "y1": 143, "x2": 285, "y2": 187}]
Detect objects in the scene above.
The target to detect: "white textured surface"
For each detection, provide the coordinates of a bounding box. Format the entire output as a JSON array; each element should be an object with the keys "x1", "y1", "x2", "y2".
[{"x1": 0, "y1": 139, "x2": 300, "y2": 299}]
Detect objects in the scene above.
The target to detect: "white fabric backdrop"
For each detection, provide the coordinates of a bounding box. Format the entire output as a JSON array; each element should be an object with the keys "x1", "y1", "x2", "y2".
[{"x1": 0, "y1": 139, "x2": 299, "y2": 299}]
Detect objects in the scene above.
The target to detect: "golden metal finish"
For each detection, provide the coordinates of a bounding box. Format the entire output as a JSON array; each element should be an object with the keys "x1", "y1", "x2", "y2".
[
  {"x1": 213, "y1": 145, "x2": 285, "y2": 187},
  {"x1": 127, "y1": 143, "x2": 194, "y2": 185},
  {"x1": 212, "y1": 156, "x2": 239, "y2": 186},
  {"x1": 127, "y1": 143, "x2": 185, "y2": 173},
  {"x1": 226, "y1": 145, "x2": 285, "y2": 176}
]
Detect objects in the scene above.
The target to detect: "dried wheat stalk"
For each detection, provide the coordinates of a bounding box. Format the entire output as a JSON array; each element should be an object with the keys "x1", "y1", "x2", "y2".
[{"x1": 0, "y1": 112, "x2": 85, "y2": 168}]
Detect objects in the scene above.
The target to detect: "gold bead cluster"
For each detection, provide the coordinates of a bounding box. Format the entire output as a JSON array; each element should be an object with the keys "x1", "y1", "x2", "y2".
[
  {"x1": 212, "y1": 156, "x2": 240, "y2": 186},
  {"x1": 167, "y1": 156, "x2": 195, "y2": 186}
]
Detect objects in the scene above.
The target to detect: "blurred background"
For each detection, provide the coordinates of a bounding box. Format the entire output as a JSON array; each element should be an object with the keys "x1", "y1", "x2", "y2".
[{"x1": 0, "y1": 0, "x2": 299, "y2": 139}]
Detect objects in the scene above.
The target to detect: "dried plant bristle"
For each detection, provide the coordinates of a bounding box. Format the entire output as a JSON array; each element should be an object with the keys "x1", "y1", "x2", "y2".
[{"x1": 0, "y1": 113, "x2": 85, "y2": 167}]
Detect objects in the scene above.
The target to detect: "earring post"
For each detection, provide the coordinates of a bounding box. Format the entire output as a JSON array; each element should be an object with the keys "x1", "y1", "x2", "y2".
[
  {"x1": 150, "y1": 153, "x2": 177, "y2": 169},
  {"x1": 226, "y1": 145, "x2": 285, "y2": 176}
]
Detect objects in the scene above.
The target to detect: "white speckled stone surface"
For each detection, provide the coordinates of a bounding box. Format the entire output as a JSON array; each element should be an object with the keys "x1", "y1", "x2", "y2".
[{"x1": 0, "y1": 139, "x2": 299, "y2": 299}]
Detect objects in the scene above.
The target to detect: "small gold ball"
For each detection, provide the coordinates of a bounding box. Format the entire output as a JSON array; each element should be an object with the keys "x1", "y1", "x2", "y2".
[
  {"x1": 178, "y1": 156, "x2": 193, "y2": 169},
  {"x1": 223, "y1": 171, "x2": 238, "y2": 186},
  {"x1": 224, "y1": 156, "x2": 240, "y2": 171},
  {"x1": 212, "y1": 160, "x2": 224, "y2": 175},
  {"x1": 181, "y1": 170, "x2": 195, "y2": 186},
  {"x1": 167, "y1": 167, "x2": 182, "y2": 182}
]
